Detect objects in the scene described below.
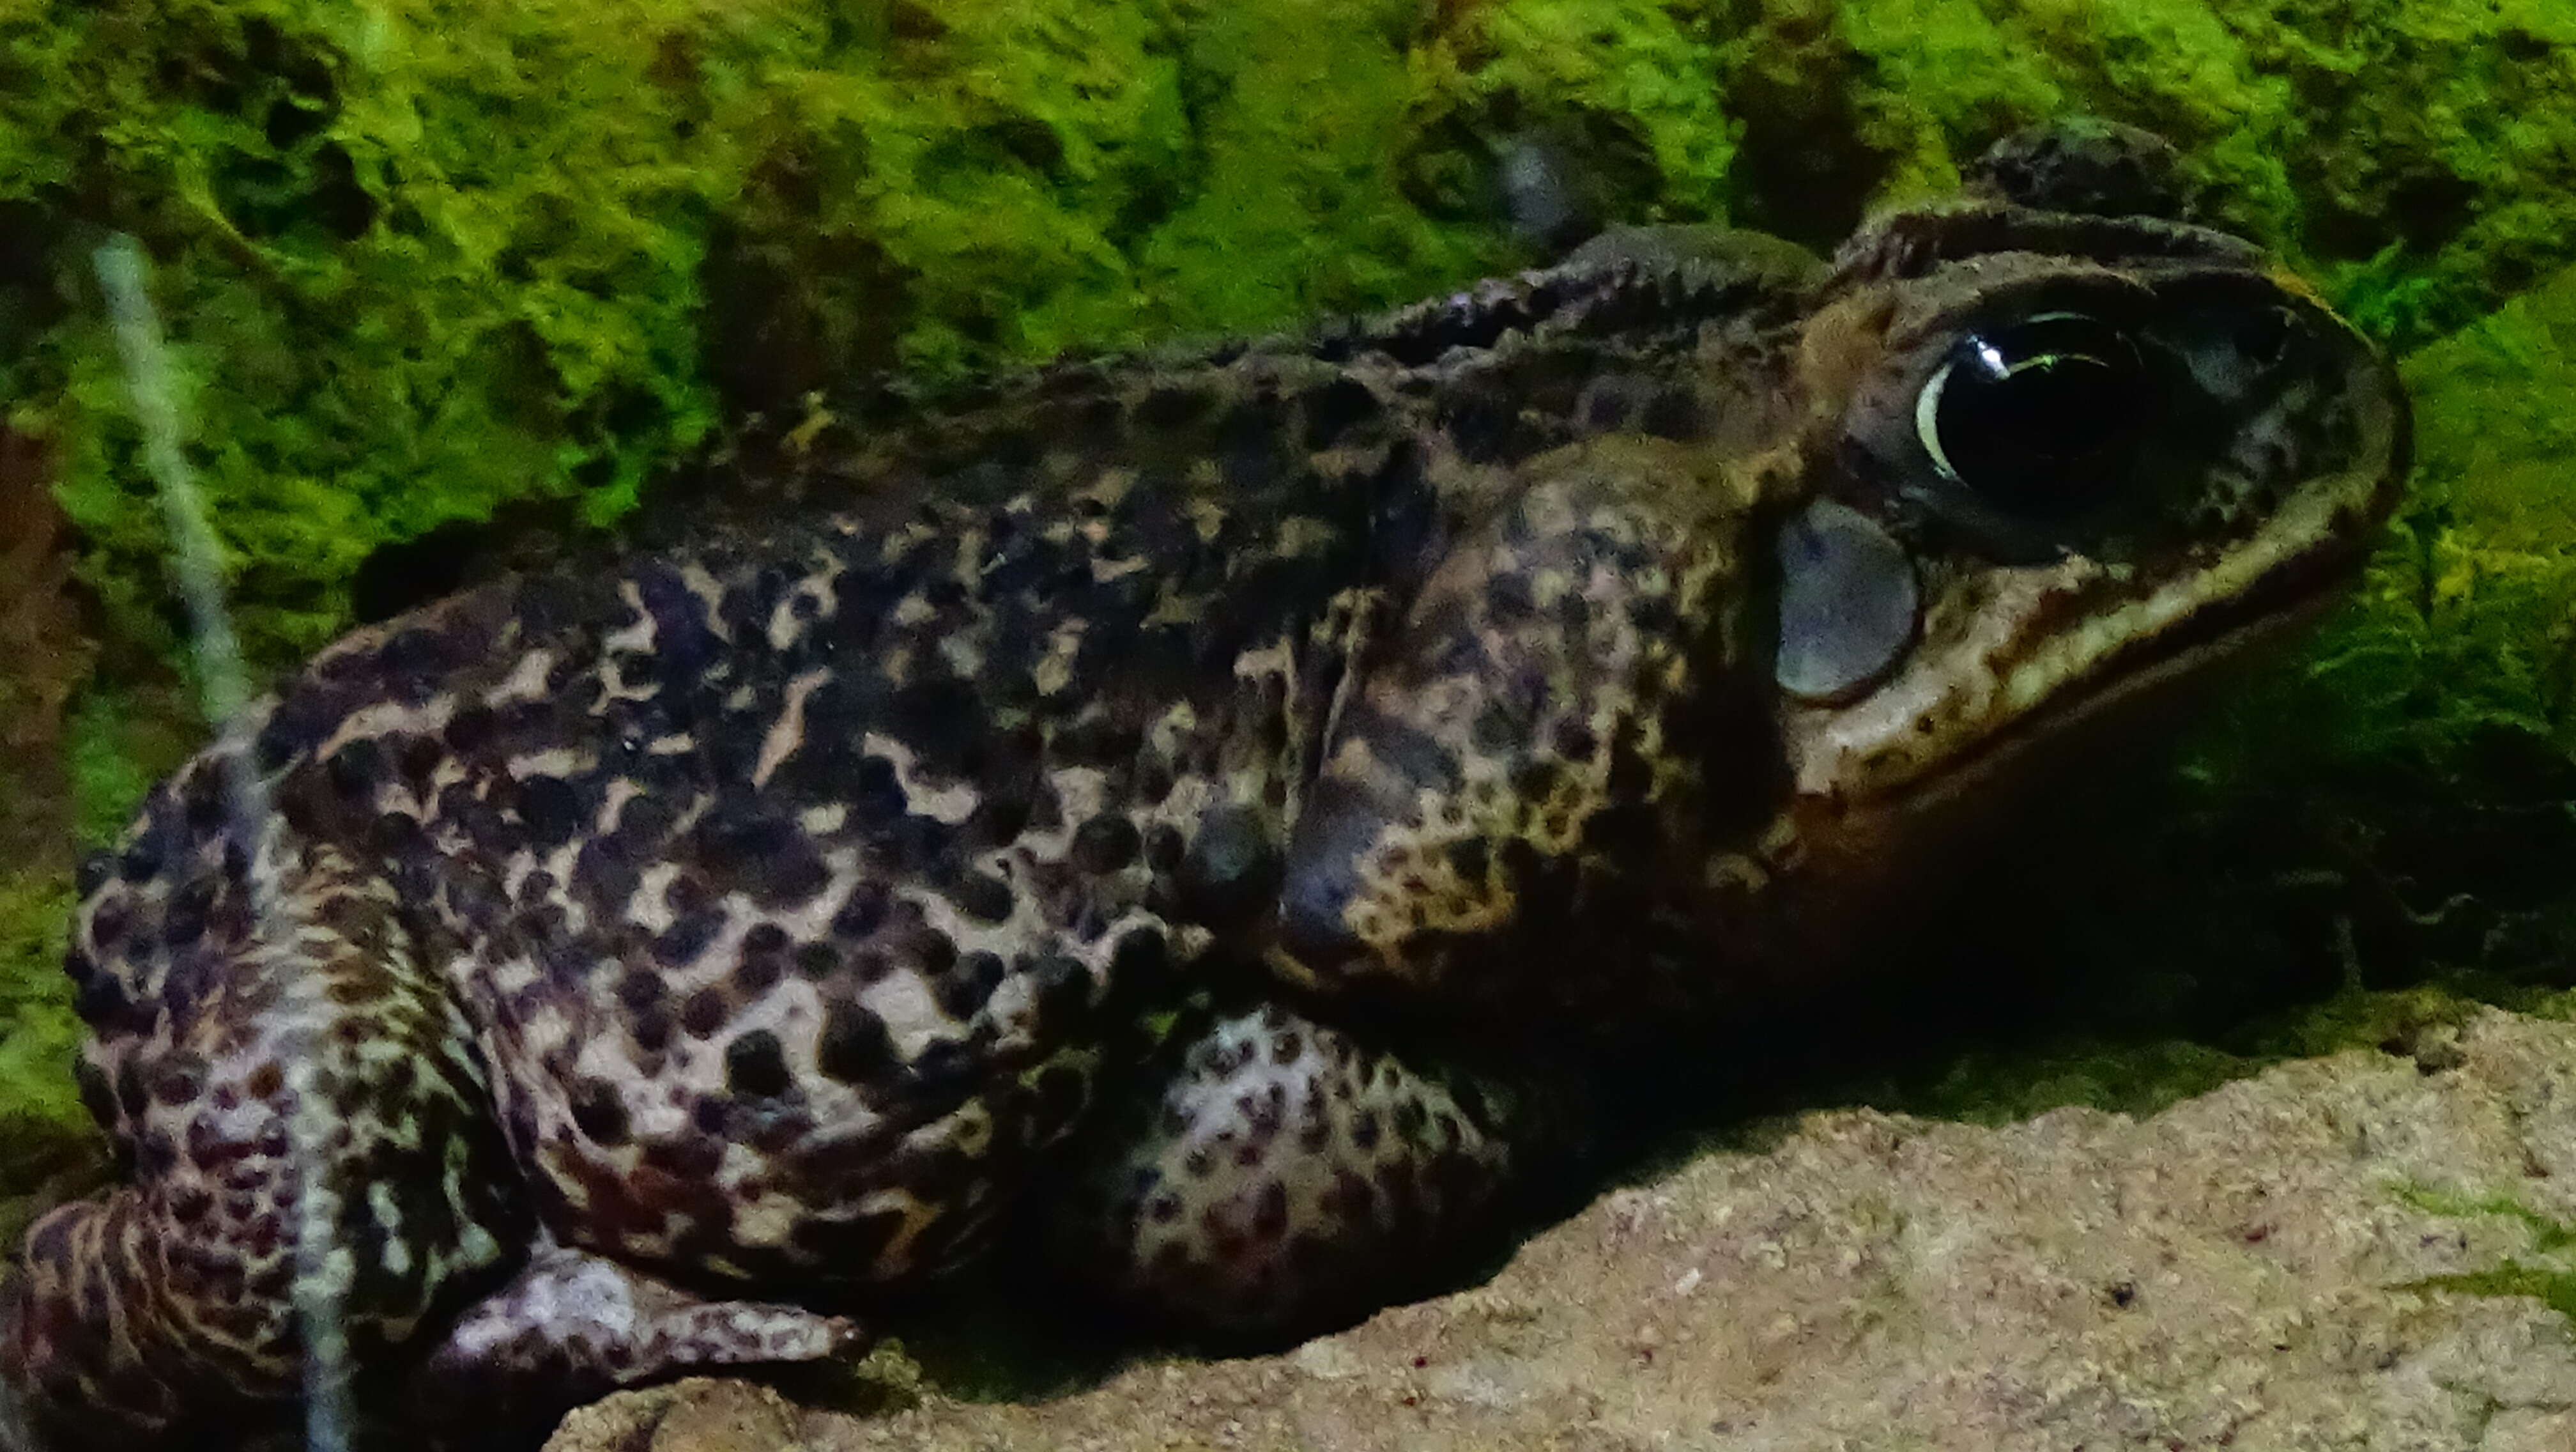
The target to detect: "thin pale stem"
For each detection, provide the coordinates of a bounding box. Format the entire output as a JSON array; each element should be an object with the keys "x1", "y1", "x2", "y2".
[{"x1": 93, "y1": 235, "x2": 351, "y2": 1452}]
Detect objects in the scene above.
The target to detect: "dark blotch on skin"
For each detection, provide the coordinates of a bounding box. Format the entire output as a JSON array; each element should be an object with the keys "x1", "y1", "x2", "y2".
[
  {"x1": 693, "y1": 805, "x2": 831, "y2": 906},
  {"x1": 1136, "y1": 386, "x2": 1212, "y2": 431},
  {"x1": 396, "y1": 736, "x2": 444, "y2": 783},
  {"x1": 1447, "y1": 838, "x2": 1490, "y2": 886},
  {"x1": 1441, "y1": 389, "x2": 1521, "y2": 463},
  {"x1": 680, "y1": 988, "x2": 732, "y2": 1039},
  {"x1": 324, "y1": 739, "x2": 389, "y2": 799},
  {"x1": 1640, "y1": 383, "x2": 1706, "y2": 439},
  {"x1": 443, "y1": 704, "x2": 497, "y2": 755},
  {"x1": 833, "y1": 882, "x2": 889, "y2": 939},
  {"x1": 912, "y1": 1032, "x2": 994, "y2": 1099},
  {"x1": 656, "y1": 909, "x2": 724, "y2": 969},
  {"x1": 953, "y1": 872, "x2": 1016, "y2": 924},
  {"x1": 735, "y1": 946, "x2": 785, "y2": 996},
  {"x1": 1352, "y1": 1111, "x2": 1382, "y2": 1150},
  {"x1": 886, "y1": 679, "x2": 986, "y2": 778},
  {"x1": 162, "y1": 877, "x2": 215, "y2": 950},
  {"x1": 254, "y1": 691, "x2": 340, "y2": 771},
  {"x1": 817, "y1": 1003, "x2": 894, "y2": 1085},
  {"x1": 725, "y1": 1030, "x2": 793, "y2": 1099},
  {"x1": 1216, "y1": 401, "x2": 1284, "y2": 491},
  {"x1": 179, "y1": 771, "x2": 225, "y2": 832},
  {"x1": 641, "y1": 1134, "x2": 722, "y2": 1182},
  {"x1": 1071, "y1": 815, "x2": 1141, "y2": 875},
  {"x1": 1055, "y1": 716, "x2": 1144, "y2": 767},
  {"x1": 965, "y1": 790, "x2": 1033, "y2": 848},
  {"x1": 1181, "y1": 803, "x2": 1280, "y2": 927},
  {"x1": 1028, "y1": 1062, "x2": 1090, "y2": 1143},
  {"x1": 517, "y1": 776, "x2": 586, "y2": 846},
  {"x1": 150, "y1": 1056, "x2": 206, "y2": 1108},
  {"x1": 1030, "y1": 955, "x2": 1092, "y2": 1026},
  {"x1": 1252, "y1": 1179, "x2": 1291, "y2": 1239},
  {"x1": 853, "y1": 757, "x2": 909, "y2": 823},
  {"x1": 570, "y1": 1079, "x2": 631, "y2": 1147},
  {"x1": 632, "y1": 1010, "x2": 673, "y2": 1053},
  {"x1": 935, "y1": 952, "x2": 1008, "y2": 1019},
  {"x1": 1110, "y1": 926, "x2": 1170, "y2": 985},
  {"x1": 1301, "y1": 377, "x2": 1383, "y2": 450}
]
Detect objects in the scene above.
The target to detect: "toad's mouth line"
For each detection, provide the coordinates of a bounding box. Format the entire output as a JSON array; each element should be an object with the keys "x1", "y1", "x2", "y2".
[{"x1": 1853, "y1": 524, "x2": 2373, "y2": 819}]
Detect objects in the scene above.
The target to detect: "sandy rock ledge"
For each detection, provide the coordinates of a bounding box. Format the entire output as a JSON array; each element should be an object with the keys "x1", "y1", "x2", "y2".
[{"x1": 549, "y1": 1008, "x2": 2576, "y2": 1452}]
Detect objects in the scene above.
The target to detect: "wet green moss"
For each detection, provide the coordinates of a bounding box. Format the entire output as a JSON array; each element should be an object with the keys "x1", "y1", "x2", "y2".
[
  {"x1": 2196, "y1": 263, "x2": 2576, "y2": 982},
  {"x1": 0, "y1": 1, "x2": 1480, "y2": 674},
  {"x1": 0, "y1": 684, "x2": 192, "y2": 1215},
  {"x1": 8, "y1": 0, "x2": 2571, "y2": 677},
  {"x1": 1708, "y1": 0, "x2": 2576, "y2": 348},
  {"x1": 0, "y1": 874, "x2": 96, "y2": 1224}
]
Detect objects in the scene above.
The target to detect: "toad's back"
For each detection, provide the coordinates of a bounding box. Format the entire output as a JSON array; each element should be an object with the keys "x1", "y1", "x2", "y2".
[{"x1": 73, "y1": 453, "x2": 1397, "y2": 1281}]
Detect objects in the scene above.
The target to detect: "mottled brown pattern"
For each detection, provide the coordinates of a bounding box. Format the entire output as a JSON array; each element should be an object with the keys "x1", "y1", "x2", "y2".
[{"x1": 0, "y1": 123, "x2": 2407, "y2": 1450}]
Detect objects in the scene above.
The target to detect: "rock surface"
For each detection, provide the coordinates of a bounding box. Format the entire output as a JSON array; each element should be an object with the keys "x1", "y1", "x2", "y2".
[{"x1": 548, "y1": 1008, "x2": 2576, "y2": 1452}]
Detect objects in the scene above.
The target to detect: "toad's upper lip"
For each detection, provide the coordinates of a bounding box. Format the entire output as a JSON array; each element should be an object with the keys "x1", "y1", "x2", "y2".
[
  {"x1": 1916, "y1": 336, "x2": 2412, "y2": 810},
  {"x1": 1847, "y1": 511, "x2": 2382, "y2": 821}
]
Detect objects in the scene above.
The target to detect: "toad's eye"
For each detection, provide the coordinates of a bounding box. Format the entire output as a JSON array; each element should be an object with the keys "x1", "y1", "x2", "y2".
[{"x1": 1915, "y1": 311, "x2": 2147, "y2": 515}]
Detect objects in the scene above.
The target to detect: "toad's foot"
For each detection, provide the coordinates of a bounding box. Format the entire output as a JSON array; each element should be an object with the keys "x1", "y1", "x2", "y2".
[
  {"x1": 407, "y1": 1240, "x2": 866, "y2": 1443},
  {"x1": 1052, "y1": 1003, "x2": 1583, "y2": 1335}
]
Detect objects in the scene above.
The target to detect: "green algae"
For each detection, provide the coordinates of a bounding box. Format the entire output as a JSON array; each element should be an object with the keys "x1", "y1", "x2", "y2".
[{"x1": 2395, "y1": 1188, "x2": 2576, "y2": 1335}]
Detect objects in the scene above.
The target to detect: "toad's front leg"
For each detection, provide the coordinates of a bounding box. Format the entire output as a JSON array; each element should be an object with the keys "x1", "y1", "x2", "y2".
[
  {"x1": 402, "y1": 1237, "x2": 864, "y2": 1446},
  {"x1": 1275, "y1": 448, "x2": 1758, "y2": 1027},
  {"x1": 1049, "y1": 1001, "x2": 1583, "y2": 1334},
  {"x1": 1054, "y1": 454, "x2": 1752, "y2": 1334}
]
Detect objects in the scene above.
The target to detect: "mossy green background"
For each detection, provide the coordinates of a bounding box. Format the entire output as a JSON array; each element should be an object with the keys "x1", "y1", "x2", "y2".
[{"x1": 1, "y1": 0, "x2": 2575, "y2": 1207}]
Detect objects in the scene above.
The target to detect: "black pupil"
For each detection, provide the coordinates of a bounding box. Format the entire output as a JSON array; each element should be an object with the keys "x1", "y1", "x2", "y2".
[{"x1": 1934, "y1": 313, "x2": 2144, "y2": 514}]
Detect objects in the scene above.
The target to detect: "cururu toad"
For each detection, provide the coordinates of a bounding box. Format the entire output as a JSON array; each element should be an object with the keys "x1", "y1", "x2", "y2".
[{"x1": 0, "y1": 121, "x2": 2409, "y2": 1448}]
